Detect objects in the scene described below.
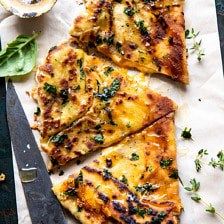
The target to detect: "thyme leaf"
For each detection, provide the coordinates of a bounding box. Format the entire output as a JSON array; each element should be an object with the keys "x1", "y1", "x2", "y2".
[
  {"x1": 194, "y1": 149, "x2": 208, "y2": 172},
  {"x1": 185, "y1": 28, "x2": 205, "y2": 62},
  {"x1": 209, "y1": 150, "x2": 224, "y2": 170}
]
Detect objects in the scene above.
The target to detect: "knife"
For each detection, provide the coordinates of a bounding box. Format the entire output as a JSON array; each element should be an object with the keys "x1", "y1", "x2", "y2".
[
  {"x1": 6, "y1": 80, "x2": 67, "y2": 224},
  {"x1": 0, "y1": 40, "x2": 18, "y2": 224},
  {"x1": 216, "y1": 0, "x2": 224, "y2": 73}
]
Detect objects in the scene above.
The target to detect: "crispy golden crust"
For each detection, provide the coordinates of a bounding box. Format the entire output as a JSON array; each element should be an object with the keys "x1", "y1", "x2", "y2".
[
  {"x1": 32, "y1": 43, "x2": 96, "y2": 137},
  {"x1": 70, "y1": 0, "x2": 188, "y2": 84},
  {"x1": 35, "y1": 42, "x2": 176, "y2": 166},
  {"x1": 53, "y1": 113, "x2": 182, "y2": 223}
]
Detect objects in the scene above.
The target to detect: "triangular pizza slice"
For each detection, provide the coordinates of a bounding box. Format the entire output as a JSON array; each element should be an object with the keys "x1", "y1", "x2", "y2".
[
  {"x1": 53, "y1": 113, "x2": 182, "y2": 223},
  {"x1": 33, "y1": 41, "x2": 176, "y2": 166},
  {"x1": 70, "y1": 0, "x2": 188, "y2": 84},
  {"x1": 35, "y1": 43, "x2": 176, "y2": 166},
  {"x1": 32, "y1": 43, "x2": 97, "y2": 137}
]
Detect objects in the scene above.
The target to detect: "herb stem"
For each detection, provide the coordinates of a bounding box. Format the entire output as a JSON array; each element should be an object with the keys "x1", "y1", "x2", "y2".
[
  {"x1": 200, "y1": 199, "x2": 224, "y2": 221},
  {"x1": 182, "y1": 180, "x2": 224, "y2": 223}
]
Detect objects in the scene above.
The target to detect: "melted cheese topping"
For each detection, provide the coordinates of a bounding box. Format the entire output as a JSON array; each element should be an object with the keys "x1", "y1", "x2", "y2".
[
  {"x1": 53, "y1": 114, "x2": 182, "y2": 223},
  {"x1": 34, "y1": 42, "x2": 176, "y2": 165},
  {"x1": 32, "y1": 44, "x2": 96, "y2": 137},
  {"x1": 70, "y1": 0, "x2": 188, "y2": 84}
]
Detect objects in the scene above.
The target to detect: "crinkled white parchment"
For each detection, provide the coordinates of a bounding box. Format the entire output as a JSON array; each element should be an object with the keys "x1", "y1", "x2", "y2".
[{"x1": 1, "y1": 0, "x2": 224, "y2": 223}]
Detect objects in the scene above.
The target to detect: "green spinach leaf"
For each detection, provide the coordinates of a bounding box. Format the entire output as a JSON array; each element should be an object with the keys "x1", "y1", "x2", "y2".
[{"x1": 0, "y1": 33, "x2": 38, "y2": 77}]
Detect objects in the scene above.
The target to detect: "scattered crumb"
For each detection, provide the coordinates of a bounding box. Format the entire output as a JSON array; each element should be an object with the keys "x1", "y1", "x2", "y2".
[
  {"x1": 31, "y1": 123, "x2": 39, "y2": 130},
  {"x1": 0, "y1": 173, "x2": 6, "y2": 182},
  {"x1": 75, "y1": 0, "x2": 83, "y2": 5},
  {"x1": 26, "y1": 91, "x2": 30, "y2": 97},
  {"x1": 76, "y1": 159, "x2": 82, "y2": 165},
  {"x1": 59, "y1": 170, "x2": 64, "y2": 176},
  {"x1": 198, "y1": 98, "x2": 202, "y2": 102},
  {"x1": 48, "y1": 170, "x2": 53, "y2": 175}
]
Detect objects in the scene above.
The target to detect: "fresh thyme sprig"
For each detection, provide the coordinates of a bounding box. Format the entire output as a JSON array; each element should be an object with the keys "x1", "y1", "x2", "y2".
[
  {"x1": 194, "y1": 149, "x2": 208, "y2": 172},
  {"x1": 184, "y1": 178, "x2": 201, "y2": 202},
  {"x1": 209, "y1": 150, "x2": 224, "y2": 171},
  {"x1": 185, "y1": 28, "x2": 205, "y2": 62},
  {"x1": 183, "y1": 178, "x2": 224, "y2": 221}
]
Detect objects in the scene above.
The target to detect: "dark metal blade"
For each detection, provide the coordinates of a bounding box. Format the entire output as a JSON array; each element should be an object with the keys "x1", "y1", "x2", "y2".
[
  {"x1": 6, "y1": 80, "x2": 67, "y2": 224},
  {"x1": 0, "y1": 78, "x2": 18, "y2": 224},
  {"x1": 216, "y1": 0, "x2": 224, "y2": 74},
  {"x1": 0, "y1": 40, "x2": 18, "y2": 224}
]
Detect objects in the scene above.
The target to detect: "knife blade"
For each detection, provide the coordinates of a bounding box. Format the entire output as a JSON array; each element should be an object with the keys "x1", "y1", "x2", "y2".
[
  {"x1": 6, "y1": 80, "x2": 67, "y2": 224},
  {"x1": 0, "y1": 40, "x2": 18, "y2": 224}
]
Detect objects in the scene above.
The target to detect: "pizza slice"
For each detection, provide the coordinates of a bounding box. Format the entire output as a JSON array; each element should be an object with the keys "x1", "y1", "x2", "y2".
[
  {"x1": 53, "y1": 113, "x2": 182, "y2": 223},
  {"x1": 35, "y1": 42, "x2": 176, "y2": 166},
  {"x1": 70, "y1": 0, "x2": 188, "y2": 84},
  {"x1": 32, "y1": 43, "x2": 97, "y2": 137}
]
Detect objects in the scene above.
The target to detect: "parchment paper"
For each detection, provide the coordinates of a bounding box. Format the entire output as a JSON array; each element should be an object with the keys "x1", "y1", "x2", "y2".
[{"x1": 1, "y1": 0, "x2": 224, "y2": 223}]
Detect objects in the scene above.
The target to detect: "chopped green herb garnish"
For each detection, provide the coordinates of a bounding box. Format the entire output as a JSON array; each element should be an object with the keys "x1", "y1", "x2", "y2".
[
  {"x1": 130, "y1": 153, "x2": 139, "y2": 161},
  {"x1": 135, "y1": 20, "x2": 148, "y2": 36},
  {"x1": 75, "y1": 171, "x2": 83, "y2": 187},
  {"x1": 93, "y1": 133, "x2": 104, "y2": 144},
  {"x1": 43, "y1": 82, "x2": 57, "y2": 95},
  {"x1": 104, "y1": 107, "x2": 116, "y2": 125},
  {"x1": 133, "y1": 207, "x2": 154, "y2": 218},
  {"x1": 64, "y1": 187, "x2": 76, "y2": 196},
  {"x1": 143, "y1": 0, "x2": 156, "y2": 3},
  {"x1": 95, "y1": 124, "x2": 102, "y2": 130},
  {"x1": 104, "y1": 66, "x2": 114, "y2": 76},
  {"x1": 120, "y1": 175, "x2": 128, "y2": 185},
  {"x1": 194, "y1": 149, "x2": 208, "y2": 172},
  {"x1": 135, "y1": 183, "x2": 159, "y2": 195},
  {"x1": 60, "y1": 89, "x2": 69, "y2": 104},
  {"x1": 151, "y1": 211, "x2": 167, "y2": 224},
  {"x1": 160, "y1": 158, "x2": 173, "y2": 168},
  {"x1": 103, "y1": 169, "x2": 112, "y2": 180},
  {"x1": 126, "y1": 122, "x2": 131, "y2": 128},
  {"x1": 181, "y1": 127, "x2": 192, "y2": 139},
  {"x1": 95, "y1": 35, "x2": 103, "y2": 45},
  {"x1": 124, "y1": 7, "x2": 135, "y2": 16},
  {"x1": 34, "y1": 107, "x2": 40, "y2": 116},
  {"x1": 50, "y1": 134, "x2": 68, "y2": 145},
  {"x1": 73, "y1": 85, "x2": 81, "y2": 91},
  {"x1": 103, "y1": 34, "x2": 114, "y2": 45},
  {"x1": 77, "y1": 58, "x2": 86, "y2": 79},
  {"x1": 146, "y1": 165, "x2": 153, "y2": 172},
  {"x1": 77, "y1": 206, "x2": 83, "y2": 212},
  {"x1": 95, "y1": 78, "x2": 121, "y2": 101},
  {"x1": 115, "y1": 42, "x2": 123, "y2": 54}
]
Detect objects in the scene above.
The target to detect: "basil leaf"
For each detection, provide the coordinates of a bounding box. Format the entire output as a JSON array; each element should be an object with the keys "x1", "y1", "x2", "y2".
[{"x1": 0, "y1": 33, "x2": 38, "y2": 77}]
